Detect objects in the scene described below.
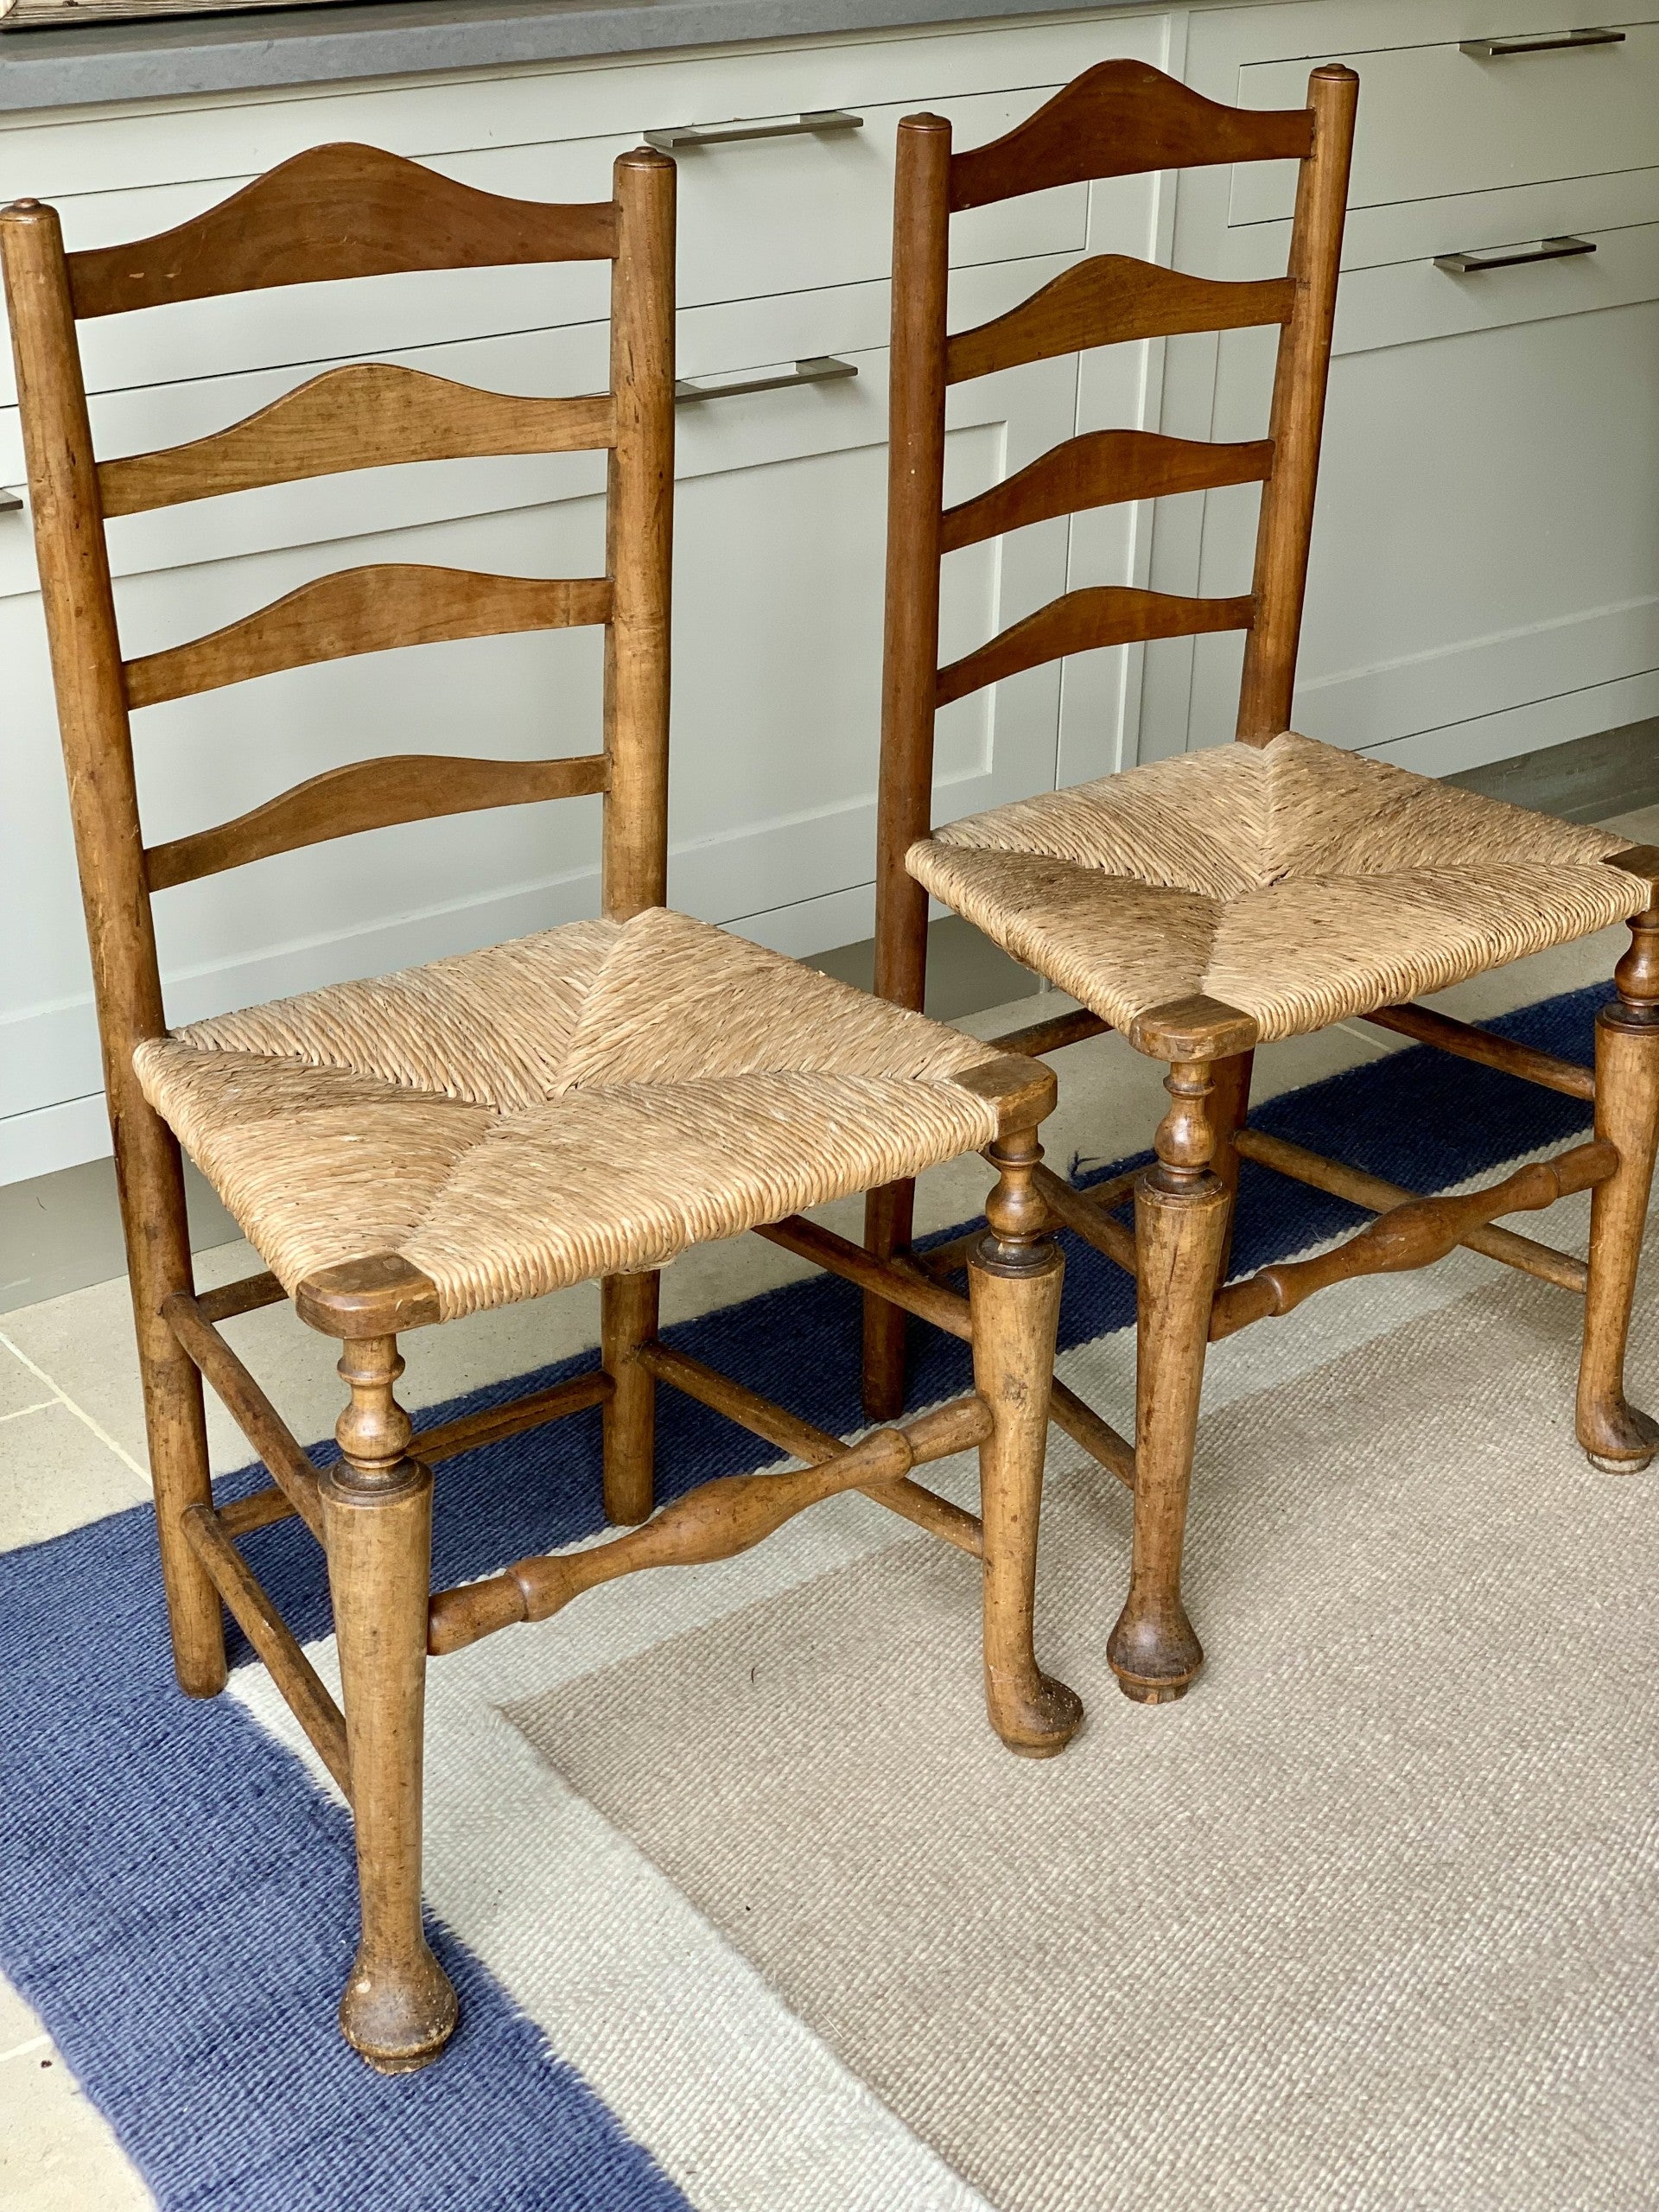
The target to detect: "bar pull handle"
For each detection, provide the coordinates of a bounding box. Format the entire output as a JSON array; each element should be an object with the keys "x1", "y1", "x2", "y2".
[
  {"x1": 1460, "y1": 26, "x2": 1624, "y2": 56},
  {"x1": 674, "y1": 356, "x2": 859, "y2": 405},
  {"x1": 1434, "y1": 235, "x2": 1597, "y2": 274},
  {"x1": 645, "y1": 110, "x2": 864, "y2": 153}
]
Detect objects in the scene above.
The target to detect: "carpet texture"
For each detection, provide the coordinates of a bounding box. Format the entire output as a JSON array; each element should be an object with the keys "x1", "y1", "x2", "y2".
[
  {"x1": 511, "y1": 1264, "x2": 1659, "y2": 2210},
  {"x1": 1, "y1": 981, "x2": 1655, "y2": 2209}
]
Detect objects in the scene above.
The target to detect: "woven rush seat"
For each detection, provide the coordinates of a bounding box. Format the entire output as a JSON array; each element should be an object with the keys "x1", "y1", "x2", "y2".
[
  {"x1": 909, "y1": 732, "x2": 1646, "y2": 1048},
  {"x1": 135, "y1": 906, "x2": 1004, "y2": 1319}
]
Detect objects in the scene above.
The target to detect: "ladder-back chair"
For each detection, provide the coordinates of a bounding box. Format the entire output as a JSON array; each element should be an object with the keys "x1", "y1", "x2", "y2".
[
  {"x1": 863, "y1": 60, "x2": 1659, "y2": 1707},
  {"x1": 2, "y1": 143, "x2": 1080, "y2": 2075}
]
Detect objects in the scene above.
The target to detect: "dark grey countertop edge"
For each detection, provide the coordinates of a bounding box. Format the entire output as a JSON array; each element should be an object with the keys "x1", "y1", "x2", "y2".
[{"x1": 0, "y1": 0, "x2": 1133, "y2": 115}]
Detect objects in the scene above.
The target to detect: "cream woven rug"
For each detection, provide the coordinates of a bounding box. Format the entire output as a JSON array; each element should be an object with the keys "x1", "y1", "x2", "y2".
[{"x1": 233, "y1": 1187, "x2": 1659, "y2": 2210}]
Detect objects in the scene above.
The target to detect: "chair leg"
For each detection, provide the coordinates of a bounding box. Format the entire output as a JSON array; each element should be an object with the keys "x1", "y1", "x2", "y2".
[
  {"x1": 1109, "y1": 1058, "x2": 1229, "y2": 1705},
  {"x1": 969, "y1": 1128, "x2": 1083, "y2": 1758},
  {"x1": 1208, "y1": 1046, "x2": 1255, "y2": 1287},
  {"x1": 320, "y1": 1332, "x2": 457, "y2": 2073},
  {"x1": 601, "y1": 1271, "x2": 658, "y2": 1525},
  {"x1": 1579, "y1": 906, "x2": 1659, "y2": 1471},
  {"x1": 124, "y1": 1118, "x2": 226, "y2": 1698},
  {"x1": 862, "y1": 1178, "x2": 915, "y2": 1421}
]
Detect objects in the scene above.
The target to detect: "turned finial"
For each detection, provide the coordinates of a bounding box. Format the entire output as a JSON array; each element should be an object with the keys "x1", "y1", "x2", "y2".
[
  {"x1": 979, "y1": 1126, "x2": 1055, "y2": 1274},
  {"x1": 335, "y1": 1337, "x2": 414, "y2": 1484},
  {"x1": 1153, "y1": 1060, "x2": 1218, "y2": 1191},
  {"x1": 1615, "y1": 906, "x2": 1659, "y2": 1021}
]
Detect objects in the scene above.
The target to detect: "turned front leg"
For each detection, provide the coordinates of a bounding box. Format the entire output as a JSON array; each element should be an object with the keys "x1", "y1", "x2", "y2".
[
  {"x1": 1580, "y1": 899, "x2": 1659, "y2": 1471},
  {"x1": 969, "y1": 1128, "x2": 1083, "y2": 1758},
  {"x1": 1109, "y1": 1058, "x2": 1230, "y2": 1704},
  {"x1": 320, "y1": 1333, "x2": 457, "y2": 2072}
]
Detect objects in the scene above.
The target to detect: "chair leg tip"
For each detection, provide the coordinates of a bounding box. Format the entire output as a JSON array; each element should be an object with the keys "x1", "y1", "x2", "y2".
[
  {"x1": 1578, "y1": 1400, "x2": 1659, "y2": 1473},
  {"x1": 1107, "y1": 1607, "x2": 1203, "y2": 1706},
  {"x1": 1585, "y1": 1446, "x2": 1654, "y2": 1475},
  {"x1": 1113, "y1": 1671, "x2": 1195, "y2": 1706},
  {"x1": 340, "y1": 1944, "x2": 459, "y2": 2073},
  {"x1": 988, "y1": 1670, "x2": 1084, "y2": 1758}
]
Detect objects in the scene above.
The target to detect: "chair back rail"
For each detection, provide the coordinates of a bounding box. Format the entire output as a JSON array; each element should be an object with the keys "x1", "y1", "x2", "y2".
[
  {"x1": 66, "y1": 141, "x2": 618, "y2": 320},
  {"x1": 146, "y1": 752, "x2": 609, "y2": 892},
  {"x1": 0, "y1": 139, "x2": 673, "y2": 1171},
  {"x1": 948, "y1": 58, "x2": 1314, "y2": 210},
  {"x1": 938, "y1": 586, "x2": 1255, "y2": 707},
  {"x1": 124, "y1": 566, "x2": 614, "y2": 708},
  {"x1": 944, "y1": 260, "x2": 1296, "y2": 385},
  {"x1": 99, "y1": 368, "x2": 616, "y2": 518},
  {"x1": 872, "y1": 60, "x2": 1357, "y2": 1016},
  {"x1": 942, "y1": 429, "x2": 1274, "y2": 554}
]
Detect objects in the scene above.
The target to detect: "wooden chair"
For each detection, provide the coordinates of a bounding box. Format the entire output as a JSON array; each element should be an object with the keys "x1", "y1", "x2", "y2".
[
  {"x1": 0, "y1": 143, "x2": 1083, "y2": 2075},
  {"x1": 864, "y1": 60, "x2": 1659, "y2": 1707}
]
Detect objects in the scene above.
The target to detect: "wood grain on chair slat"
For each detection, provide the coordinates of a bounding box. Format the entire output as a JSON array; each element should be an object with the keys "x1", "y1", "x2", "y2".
[
  {"x1": 936, "y1": 585, "x2": 1253, "y2": 706},
  {"x1": 67, "y1": 143, "x2": 618, "y2": 321},
  {"x1": 946, "y1": 257, "x2": 1296, "y2": 385},
  {"x1": 145, "y1": 750, "x2": 609, "y2": 889},
  {"x1": 941, "y1": 429, "x2": 1274, "y2": 553},
  {"x1": 950, "y1": 59, "x2": 1313, "y2": 211},
  {"x1": 99, "y1": 366, "x2": 616, "y2": 517},
  {"x1": 124, "y1": 565, "x2": 613, "y2": 707}
]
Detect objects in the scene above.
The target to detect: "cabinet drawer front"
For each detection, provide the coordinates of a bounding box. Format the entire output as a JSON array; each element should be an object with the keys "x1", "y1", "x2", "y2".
[
  {"x1": 1230, "y1": 18, "x2": 1659, "y2": 225},
  {"x1": 0, "y1": 88, "x2": 1085, "y2": 415},
  {"x1": 1184, "y1": 290, "x2": 1659, "y2": 760},
  {"x1": 0, "y1": 0, "x2": 1185, "y2": 417}
]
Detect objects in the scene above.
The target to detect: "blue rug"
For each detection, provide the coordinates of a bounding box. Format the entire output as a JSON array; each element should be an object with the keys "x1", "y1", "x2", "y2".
[{"x1": 0, "y1": 986, "x2": 1611, "y2": 2209}]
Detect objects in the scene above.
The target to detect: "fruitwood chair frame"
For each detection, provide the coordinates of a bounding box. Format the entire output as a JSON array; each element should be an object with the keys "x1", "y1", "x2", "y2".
[
  {"x1": 2, "y1": 142, "x2": 1077, "y2": 2075},
  {"x1": 861, "y1": 60, "x2": 1659, "y2": 1702}
]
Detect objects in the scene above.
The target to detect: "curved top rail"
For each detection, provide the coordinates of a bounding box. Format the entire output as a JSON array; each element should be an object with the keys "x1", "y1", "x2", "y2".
[
  {"x1": 949, "y1": 59, "x2": 1314, "y2": 212},
  {"x1": 67, "y1": 142, "x2": 619, "y2": 321}
]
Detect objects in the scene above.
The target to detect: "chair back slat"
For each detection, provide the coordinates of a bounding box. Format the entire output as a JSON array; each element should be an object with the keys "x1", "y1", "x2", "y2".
[
  {"x1": 949, "y1": 59, "x2": 1313, "y2": 211},
  {"x1": 145, "y1": 749, "x2": 609, "y2": 891},
  {"x1": 946, "y1": 257, "x2": 1295, "y2": 386},
  {"x1": 124, "y1": 564, "x2": 613, "y2": 709},
  {"x1": 937, "y1": 585, "x2": 1253, "y2": 708},
  {"x1": 67, "y1": 143, "x2": 617, "y2": 321},
  {"x1": 942, "y1": 429, "x2": 1273, "y2": 555},
  {"x1": 99, "y1": 366, "x2": 616, "y2": 518}
]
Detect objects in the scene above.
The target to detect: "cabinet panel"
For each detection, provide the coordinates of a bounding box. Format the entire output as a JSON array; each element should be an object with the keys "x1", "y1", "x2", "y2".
[
  {"x1": 0, "y1": 2, "x2": 1176, "y2": 413},
  {"x1": 1231, "y1": 20, "x2": 1659, "y2": 226},
  {"x1": 1182, "y1": 297, "x2": 1659, "y2": 763},
  {"x1": 0, "y1": 90, "x2": 1085, "y2": 413}
]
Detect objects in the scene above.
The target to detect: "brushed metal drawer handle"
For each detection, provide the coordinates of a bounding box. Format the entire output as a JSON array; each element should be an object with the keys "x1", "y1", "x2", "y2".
[
  {"x1": 1460, "y1": 26, "x2": 1624, "y2": 56},
  {"x1": 674, "y1": 356, "x2": 860, "y2": 405},
  {"x1": 1435, "y1": 235, "x2": 1597, "y2": 274},
  {"x1": 645, "y1": 110, "x2": 864, "y2": 153}
]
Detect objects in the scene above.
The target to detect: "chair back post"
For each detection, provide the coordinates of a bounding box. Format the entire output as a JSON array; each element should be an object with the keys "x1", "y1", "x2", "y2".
[
  {"x1": 1, "y1": 193, "x2": 223, "y2": 1693},
  {"x1": 601, "y1": 145, "x2": 676, "y2": 921},
  {"x1": 872, "y1": 112, "x2": 953, "y2": 1014},
  {"x1": 0, "y1": 199, "x2": 166, "y2": 1084},
  {"x1": 1235, "y1": 63, "x2": 1358, "y2": 744}
]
